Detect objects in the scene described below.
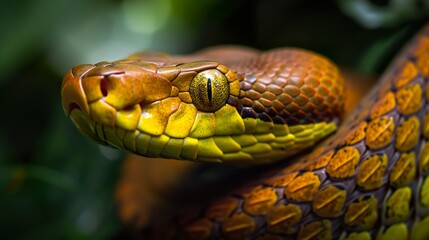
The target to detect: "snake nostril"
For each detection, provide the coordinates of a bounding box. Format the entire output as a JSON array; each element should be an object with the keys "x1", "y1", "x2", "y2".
[{"x1": 100, "y1": 79, "x2": 108, "y2": 97}]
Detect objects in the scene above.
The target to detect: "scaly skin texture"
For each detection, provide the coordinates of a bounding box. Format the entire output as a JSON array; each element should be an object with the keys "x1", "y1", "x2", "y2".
[
  {"x1": 62, "y1": 25, "x2": 429, "y2": 239},
  {"x1": 62, "y1": 46, "x2": 344, "y2": 163},
  {"x1": 127, "y1": 25, "x2": 429, "y2": 240}
]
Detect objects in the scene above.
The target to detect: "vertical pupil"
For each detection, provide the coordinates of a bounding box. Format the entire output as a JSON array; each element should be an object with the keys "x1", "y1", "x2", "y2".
[{"x1": 207, "y1": 77, "x2": 212, "y2": 102}]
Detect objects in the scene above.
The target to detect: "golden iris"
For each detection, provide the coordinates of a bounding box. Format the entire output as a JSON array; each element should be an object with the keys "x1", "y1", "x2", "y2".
[{"x1": 190, "y1": 69, "x2": 229, "y2": 112}]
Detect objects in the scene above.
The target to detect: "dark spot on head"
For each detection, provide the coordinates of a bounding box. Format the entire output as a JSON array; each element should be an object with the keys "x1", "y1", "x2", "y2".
[
  {"x1": 240, "y1": 107, "x2": 257, "y2": 118},
  {"x1": 258, "y1": 112, "x2": 273, "y2": 122},
  {"x1": 123, "y1": 105, "x2": 134, "y2": 111},
  {"x1": 69, "y1": 102, "x2": 81, "y2": 112}
]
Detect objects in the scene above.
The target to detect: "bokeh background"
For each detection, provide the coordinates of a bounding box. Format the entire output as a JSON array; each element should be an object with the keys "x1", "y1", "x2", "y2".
[{"x1": 1, "y1": 0, "x2": 428, "y2": 239}]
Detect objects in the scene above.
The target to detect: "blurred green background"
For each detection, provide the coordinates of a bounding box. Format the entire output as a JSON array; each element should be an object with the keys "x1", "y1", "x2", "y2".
[{"x1": 1, "y1": 0, "x2": 428, "y2": 239}]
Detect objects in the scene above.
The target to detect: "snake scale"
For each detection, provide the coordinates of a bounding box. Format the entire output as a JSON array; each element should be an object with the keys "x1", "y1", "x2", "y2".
[{"x1": 62, "y1": 23, "x2": 429, "y2": 239}]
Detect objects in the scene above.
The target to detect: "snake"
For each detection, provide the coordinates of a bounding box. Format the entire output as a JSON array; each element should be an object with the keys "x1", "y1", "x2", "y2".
[{"x1": 61, "y1": 24, "x2": 429, "y2": 239}]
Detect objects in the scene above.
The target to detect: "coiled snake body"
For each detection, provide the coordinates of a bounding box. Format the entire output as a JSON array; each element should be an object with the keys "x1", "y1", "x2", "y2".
[{"x1": 62, "y1": 24, "x2": 429, "y2": 239}]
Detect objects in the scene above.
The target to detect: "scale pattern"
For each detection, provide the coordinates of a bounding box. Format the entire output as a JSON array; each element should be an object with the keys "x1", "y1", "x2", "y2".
[
  {"x1": 136, "y1": 25, "x2": 429, "y2": 239},
  {"x1": 61, "y1": 21, "x2": 429, "y2": 240},
  {"x1": 61, "y1": 47, "x2": 345, "y2": 163},
  {"x1": 214, "y1": 49, "x2": 345, "y2": 125}
]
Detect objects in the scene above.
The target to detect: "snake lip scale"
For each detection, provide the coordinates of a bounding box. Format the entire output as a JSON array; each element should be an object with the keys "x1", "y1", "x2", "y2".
[{"x1": 62, "y1": 24, "x2": 429, "y2": 239}]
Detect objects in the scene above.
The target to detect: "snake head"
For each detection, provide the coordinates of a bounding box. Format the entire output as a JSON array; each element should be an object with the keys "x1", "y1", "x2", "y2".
[
  {"x1": 62, "y1": 49, "x2": 345, "y2": 163},
  {"x1": 61, "y1": 58, "x2": 246, "y2": 160}
]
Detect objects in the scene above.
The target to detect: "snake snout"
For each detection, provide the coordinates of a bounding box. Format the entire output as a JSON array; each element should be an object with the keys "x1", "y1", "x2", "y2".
[
  {"x1": 61, "y1": 65, "x2": 104, "y2": 144},
  {"x1": 61, "y1": 66, "x2": 89, "y2": 116},
  {"x1": 61, "y1": 62, "x2": 175, "y2": 145}
]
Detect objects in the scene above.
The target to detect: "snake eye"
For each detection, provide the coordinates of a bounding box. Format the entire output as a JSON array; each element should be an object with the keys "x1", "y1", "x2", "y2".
[{"x1": 190, "y1": 69, "x2": 229, "y2": 112}]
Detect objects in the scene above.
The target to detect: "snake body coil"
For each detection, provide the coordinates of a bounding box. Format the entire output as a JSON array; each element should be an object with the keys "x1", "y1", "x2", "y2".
[{"x1": 62, "y1": 25, "x2": 429, "y2": 239}]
